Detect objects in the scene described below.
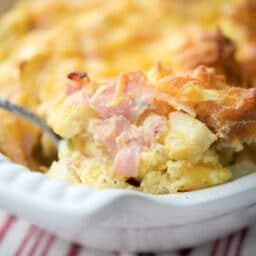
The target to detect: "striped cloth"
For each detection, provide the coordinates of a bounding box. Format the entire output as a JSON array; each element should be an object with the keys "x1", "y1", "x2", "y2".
[{"x1": 0, "y1": 210, "x2": 254, "y2": 256}]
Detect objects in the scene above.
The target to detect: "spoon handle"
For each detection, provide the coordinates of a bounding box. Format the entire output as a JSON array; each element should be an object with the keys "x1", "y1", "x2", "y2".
[{"x1": 0, "y1": 97, "x2": 60, "y2": 147}]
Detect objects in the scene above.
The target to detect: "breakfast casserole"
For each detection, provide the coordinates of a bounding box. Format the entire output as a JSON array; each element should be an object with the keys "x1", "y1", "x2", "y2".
[{"x1": 0, "y1": 0, "x2": 256, "y2": 194}]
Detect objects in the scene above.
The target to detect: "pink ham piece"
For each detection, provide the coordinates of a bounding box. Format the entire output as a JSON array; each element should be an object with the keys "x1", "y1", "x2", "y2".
[
  {"x1": 89, "y1": 71, "x2": 157, "y2": 121},
  {"x1": 112, "y1": 114, "x2": 167, "y2": 177},
  {"x1": 94, "y1": 114, "x2": 167, "y2": 177},
  {"x1": 118, "y1": 114, "x2": 167, "y2": 148},
  {"x1": 112, "y1": 142, "x2": 142, "y2": 177},
  {"x1": 91, "y1": 116, "x2": 143, "y2": 177},
  {"x1": 93, "y1": 115, "x2": 130, "y2": 155}
]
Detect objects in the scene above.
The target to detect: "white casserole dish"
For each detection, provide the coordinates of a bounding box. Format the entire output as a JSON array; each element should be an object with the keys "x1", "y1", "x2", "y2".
[
  {"x1": 1, "y1": 0, "x2": 256, "y2": 252},
  {"x1": 1, "y1": 153, "x2": 256, "y2": 252}
]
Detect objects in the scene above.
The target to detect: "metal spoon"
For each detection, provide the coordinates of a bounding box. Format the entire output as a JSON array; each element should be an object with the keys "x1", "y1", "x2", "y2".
[{"x1": 0, "y1": 96, "x2": 60, "y2": 147}]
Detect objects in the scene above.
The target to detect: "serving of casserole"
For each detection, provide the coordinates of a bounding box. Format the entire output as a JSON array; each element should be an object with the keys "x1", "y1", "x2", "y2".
[{"x1": 1, "y1": 0, "x2": 256, "y2": 194}]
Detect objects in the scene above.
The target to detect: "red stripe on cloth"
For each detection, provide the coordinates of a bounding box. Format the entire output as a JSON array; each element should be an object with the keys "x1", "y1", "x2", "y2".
[
  {"x1": 0, "y1": 215, "x2": 16, "y2": 243},
  {"x1": 28, "y1": 230, "x2": 44, "y2": 256},
  {"x1": 113, "y1": 251, "x2": 120, "y2": 256},
  {"x1": 210, "y1": 240, "x2": 220, "y2": 256},
  {"x1": 223, "y1": 234, "x2": 234, "y2": 256},
  {"x1": 41, "y1": 234, "x2": 55, "y2": 256},
  {"x1": 66, "y1": 243, "x2": 82, "y2": 256},
  {"x1": 235, "y1": 228, "x2": 249, "y2": 256},
  {"x1": 15, "y1": 226, "x2": 36, "y2": 256},
  {"x1": 178, "y1": 248, "x2": 193, "y2": 256}
]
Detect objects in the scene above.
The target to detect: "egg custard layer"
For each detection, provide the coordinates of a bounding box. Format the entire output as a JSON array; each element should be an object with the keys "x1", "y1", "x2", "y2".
[{"x1": 0, "y1": 0, "x2": 256, "y2": 193}]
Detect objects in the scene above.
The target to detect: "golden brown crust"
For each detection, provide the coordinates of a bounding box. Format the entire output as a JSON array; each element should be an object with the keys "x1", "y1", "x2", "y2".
[
  {"x1": 222, "y1": 0, "x2": 256, "y2": 87},
  {"x1": 170, "y1": 29, "x2": 242, "y2": 85},
  {"x1": 195, "y1": 88, "x2": 256, "y2": 139},
  {"x1": 154, "y1": 66, "x2": 256, "y2": 145}
]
